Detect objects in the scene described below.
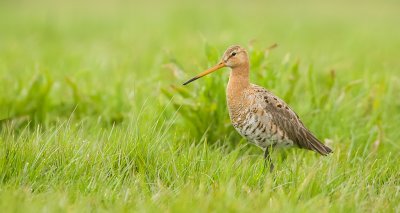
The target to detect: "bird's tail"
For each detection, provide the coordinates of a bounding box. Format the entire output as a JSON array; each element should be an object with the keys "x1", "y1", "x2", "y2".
[{"x1": 306, "y1": 132, "x2": 332, "y2": 156}]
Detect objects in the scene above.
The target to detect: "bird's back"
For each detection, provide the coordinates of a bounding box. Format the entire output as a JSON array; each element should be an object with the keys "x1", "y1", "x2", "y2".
[{"x1": 228, "y1": 84, "x2": 332, "y2": 155}]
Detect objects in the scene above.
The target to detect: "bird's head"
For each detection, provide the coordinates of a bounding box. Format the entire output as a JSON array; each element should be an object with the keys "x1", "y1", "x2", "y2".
[
  {"x1": 183, "y1": 45, "x2": 248, "y2": 85},
  {"x1": 221, "y1": 45, "x2": 249, "y2": 68}
]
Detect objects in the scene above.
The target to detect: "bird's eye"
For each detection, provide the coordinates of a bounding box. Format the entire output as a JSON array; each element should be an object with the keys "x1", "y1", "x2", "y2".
[{"x1": 231, "y1": 52, "x2": 237, "y2": 56}]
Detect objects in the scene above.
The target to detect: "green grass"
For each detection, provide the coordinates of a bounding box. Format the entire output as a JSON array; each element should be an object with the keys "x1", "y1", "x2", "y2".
[{"x1": 1, "y1": 0, "x2": 400, "y2": 212}]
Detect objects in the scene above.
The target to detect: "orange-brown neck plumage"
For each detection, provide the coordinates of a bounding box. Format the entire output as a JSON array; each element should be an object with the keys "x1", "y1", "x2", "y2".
[
  {"x1": 226, "y1": 62, "x2": 251, "y2": 123},
  {"x1": 227, "y1": 63, "x2": 250, "y2": 99}
]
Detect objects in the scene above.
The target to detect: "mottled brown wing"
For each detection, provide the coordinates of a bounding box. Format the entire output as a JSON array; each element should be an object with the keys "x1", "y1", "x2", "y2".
[{"x1": 252, "y1": 85, "x2": 332, "y2": 155}]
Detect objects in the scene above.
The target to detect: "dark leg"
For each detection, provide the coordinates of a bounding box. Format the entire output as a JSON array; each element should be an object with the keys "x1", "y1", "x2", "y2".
[{"x1": 264, "y1": 146, "x2": 274, "y2": 172}]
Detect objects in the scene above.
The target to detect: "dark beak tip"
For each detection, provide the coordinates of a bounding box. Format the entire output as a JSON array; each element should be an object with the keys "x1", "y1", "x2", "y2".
[{"x1": 182, "y1": 77, "x2": 198, "y2": 86}]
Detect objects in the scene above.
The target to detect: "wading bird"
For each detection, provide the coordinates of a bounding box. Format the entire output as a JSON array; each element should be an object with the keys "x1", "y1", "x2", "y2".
[{"x1": 183, "y1": 45, "x2": 332, "y2": 171}]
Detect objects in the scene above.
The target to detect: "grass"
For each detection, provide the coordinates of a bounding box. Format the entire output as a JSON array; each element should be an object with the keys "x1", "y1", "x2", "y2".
[{"x1": 1, "y1": 0, "x2": 400, "y2": 212}]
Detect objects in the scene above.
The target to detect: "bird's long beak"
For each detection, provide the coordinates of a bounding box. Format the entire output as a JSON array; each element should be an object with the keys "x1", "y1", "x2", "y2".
[{"x1": 182, "y1": 62, "x2": 226, "y2": 85}]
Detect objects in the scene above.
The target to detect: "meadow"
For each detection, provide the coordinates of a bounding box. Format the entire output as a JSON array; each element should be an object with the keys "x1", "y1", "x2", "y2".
[{"x1": 1, "y1": 0, "x2": 400, "y2": 212}]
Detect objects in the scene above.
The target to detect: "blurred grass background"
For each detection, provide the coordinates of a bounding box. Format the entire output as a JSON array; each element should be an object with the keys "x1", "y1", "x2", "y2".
[{"x1": 0, "y1": 0, "x2": 400, "y2": 212}]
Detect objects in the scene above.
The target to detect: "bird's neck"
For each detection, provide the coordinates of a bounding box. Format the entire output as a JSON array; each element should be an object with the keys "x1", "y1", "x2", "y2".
[{"x1": 228, "y1": 64, "x2": 250, "y2": 93}]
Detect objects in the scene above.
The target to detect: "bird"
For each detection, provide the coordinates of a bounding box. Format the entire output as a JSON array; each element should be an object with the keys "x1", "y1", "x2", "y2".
[{"x1": 182, "y1": 45, "x2": 332, "y2": 171}]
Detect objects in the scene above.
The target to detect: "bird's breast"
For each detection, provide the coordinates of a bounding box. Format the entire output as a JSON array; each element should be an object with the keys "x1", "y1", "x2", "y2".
[
  {"x1": 226, "y1": 88, "x2": 251, "y2": 125},
  {"x1": 226, "y1": 89, "x2": 293, "y2": 149}
]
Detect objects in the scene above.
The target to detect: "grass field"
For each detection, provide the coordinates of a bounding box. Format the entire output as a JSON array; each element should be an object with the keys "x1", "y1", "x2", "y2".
[{"x1": 1, "y1": 0, "x2": 400, "y2": 212}]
